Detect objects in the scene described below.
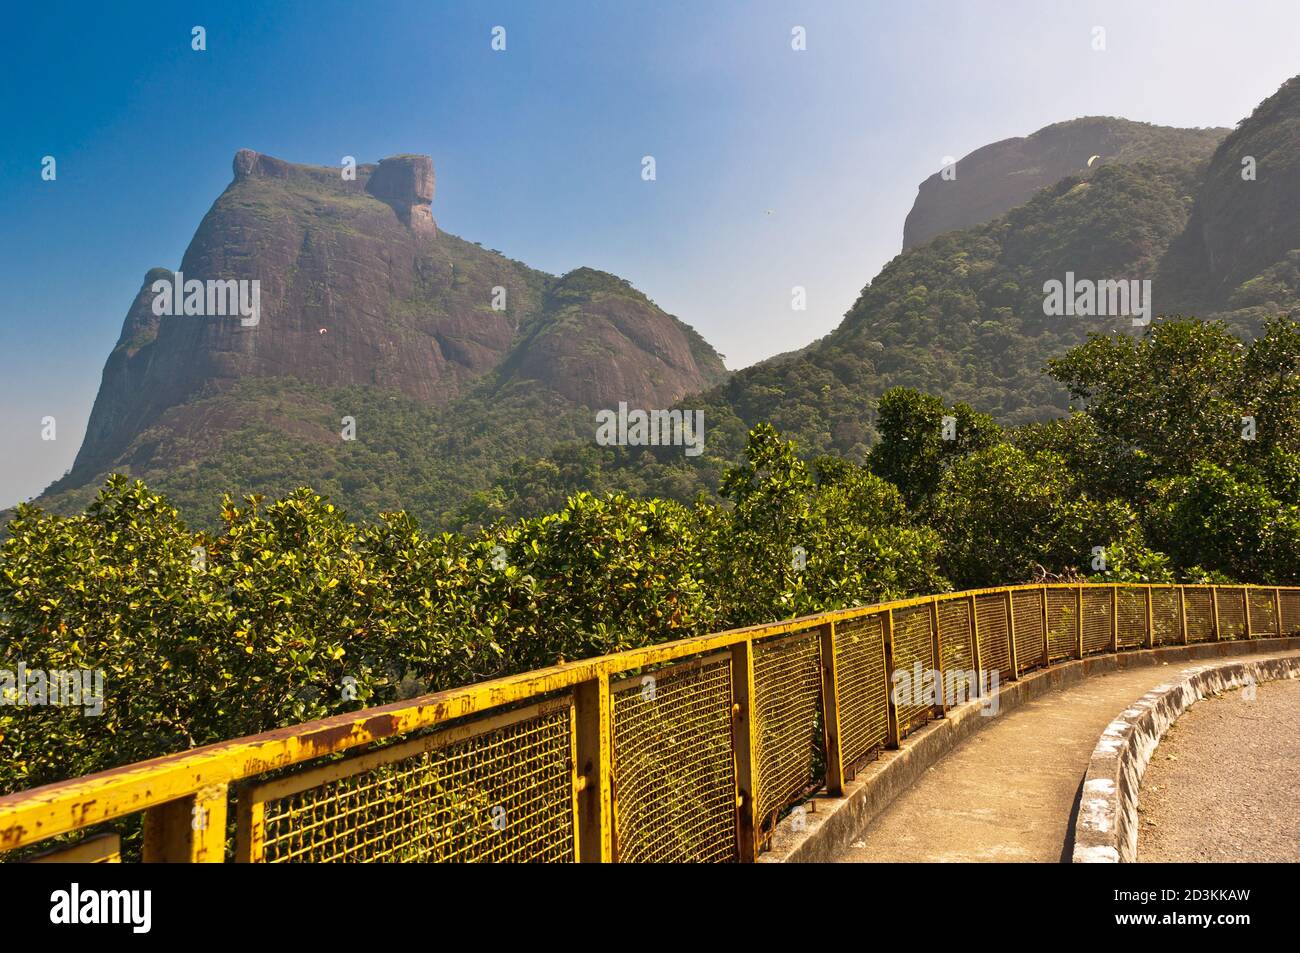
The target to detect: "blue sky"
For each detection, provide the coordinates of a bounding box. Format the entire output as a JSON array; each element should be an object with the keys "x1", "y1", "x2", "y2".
[{"x1": 2, "y1": 0, "x2": 1299, "y2": 508}]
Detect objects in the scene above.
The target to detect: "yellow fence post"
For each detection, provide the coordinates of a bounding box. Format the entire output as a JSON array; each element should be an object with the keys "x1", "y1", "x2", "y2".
[
  {"x1": 573, "y1": 673, "x2": 613, "y2": 862},
  {"x1": 1039, "y1": 587, "x2": 1050, "y2": 668},
  {"x1": 883, "y1": 609, "x2": 900, "y2": 748},
  {"x1": 1145, "y1": 586, "x2": 1156, "y2": 649},
  {"x1": 1075, "y1": 585, "x2": 1084, "y2": 658},
  {"x1": 729, "y1": 640, "x2": 759, "y2": 862},
  {"x1": 1211, "y1": 586, "x2": 1222, "y2": 641},
  {"x1": 1243, "y1": 587, "x2": 1253, "y2": 639},
  {"x1": 1005, "y1": 590, "x2": 1020, "y2": 679},
  {"x1": 819, "y1": 621, "x2": 845, "y2": 796},
  {"x1": 141, "y1": 784, "x2": 228, "y2": 862},
  {"x1": 1109, "y1": 586, "x2": 1119, "y2": 652},
  {"x1": 1179, "y1": 586, "x2": 1189, "y2": 645},
  {"x1": 968, "y1": 594, "x2": 982, "y2": 696},
  {"x1": 1274, "y1": 587, "x2": 1285, "y2": 636},
  {"x1": 928, "y1": 598, "x2": 945, "y2": 718}
]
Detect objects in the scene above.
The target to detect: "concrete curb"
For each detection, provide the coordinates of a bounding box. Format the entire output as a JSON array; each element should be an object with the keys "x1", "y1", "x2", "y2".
[
  {"x1": 763, "y1": 636, "x2": 1300, "y2": 863},
  {"x1": 1071, "y1": 653, "x2": 1300, "y2": 863}
]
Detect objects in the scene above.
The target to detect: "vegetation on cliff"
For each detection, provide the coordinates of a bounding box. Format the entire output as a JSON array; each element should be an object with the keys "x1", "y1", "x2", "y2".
[{"x1": 4, "y1": 319, "x2": 1297, "y2": 797}]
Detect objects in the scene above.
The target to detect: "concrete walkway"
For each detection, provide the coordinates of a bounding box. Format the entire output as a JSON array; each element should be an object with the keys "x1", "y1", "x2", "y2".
[{"x1": 832, "y1": 657, "x2": 1292, "y2": 863}]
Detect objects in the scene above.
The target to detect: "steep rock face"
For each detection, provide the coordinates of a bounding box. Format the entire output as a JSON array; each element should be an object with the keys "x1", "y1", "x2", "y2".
[
  {"x1": 74, "y1": 151, "x2": 536, "y2": 475},
  {"x1": 59, "y1": 150, "x2": 728, "y2": 514},
  {"x1": 365, "y1": 154, "x2": 437, "y2": 234},
  {"x1": 501, "y1": 268, "x2": 728, "y2": 409},
  {"x1": 902, "y1": 117, "x2": 1226, "y2": 251},
  {"x1": 1157, "y1": 77, "x2": 1300, "y2": 318}
]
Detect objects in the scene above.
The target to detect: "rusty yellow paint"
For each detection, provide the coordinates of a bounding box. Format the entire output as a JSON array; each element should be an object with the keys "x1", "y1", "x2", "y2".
[
  {"x1": 1110, "y1": 586, "x2": 1120, "y2": 652},
  {"x1": 142, "y1": 784, "x2": 227, "y2": 862},
  {"x1": 29, "y1": 832, "x2": 120, "y2": 863},
  {"x1": 883, "y1": 609, "x2": 900, "y2": 749},
  {"x1": 3, "y1": 582, "x2": 1298, "y2": 859},
  {"x1": 1004, "y1": 589, "x2": 1019, "y2": 679},
  {"x1": 928, "y1": 599, "x2": 945, "y2": 717},
  {"x1": 1212, "y1": 586, "x2": 1223, "y2": 641},
  {"x1": 1145, "y1": 587, "x2": 1156, "y2": 649},
  {"x1": 1179, "y1": 587, "x2": 1190, "y2": 645},
  {"x1": 1039, "y1": 586, "x2": 1050, "y2": 672},
  {"x1": 573, "y1": 675, "x2": 612, "y2": 862},
  {"x1": 728, "y1": 640, "x2": 758, "y2": 862},
  {"x1": 1075, "y1": 586, "x2": 1084, "y2": 659},
  {"x1": 818, "y1": 621, "x2": 844, "y2": 795}
]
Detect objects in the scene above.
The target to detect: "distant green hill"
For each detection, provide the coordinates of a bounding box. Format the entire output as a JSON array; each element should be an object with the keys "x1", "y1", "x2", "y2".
[{"x1": 460, "y1": 81, "x2": 1300, "y2": 525}]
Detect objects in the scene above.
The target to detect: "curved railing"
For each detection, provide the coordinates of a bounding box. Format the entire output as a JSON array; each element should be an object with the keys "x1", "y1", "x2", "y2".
[{"x1": 2, "y1": 582, "x2": 1298, "y2": 863}]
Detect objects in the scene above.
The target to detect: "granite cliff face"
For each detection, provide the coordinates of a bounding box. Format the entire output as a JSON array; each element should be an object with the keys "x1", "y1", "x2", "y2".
[
  {"x1": 56, "y1": 150, "x2": 727, "y2": 518},
  {"x1": 902, "y1": 117, "x2": 1228, "y2": 251},
  {"x1": 647, "y1": 84, "x2": 1300, "y2": 478},
  {"x1": 1157, "y1": 77, "x2": 1300, "y2": 322},
  {"x1": 501, "y1": 268, "x2": 726, "y2": 410}
]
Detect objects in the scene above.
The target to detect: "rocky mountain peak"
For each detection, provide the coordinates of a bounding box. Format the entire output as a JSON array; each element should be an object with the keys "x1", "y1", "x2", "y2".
[{"x1": 365, "y1": 154, "x2": 436, "y2": 235}]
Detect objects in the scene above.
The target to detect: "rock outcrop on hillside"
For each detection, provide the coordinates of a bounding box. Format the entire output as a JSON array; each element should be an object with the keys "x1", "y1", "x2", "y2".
[
  {"x1": 1157, "y1": 77, "x2": 1300, "y2": 320},
  {"x1": 902, "y1": 117, "x2": 1227, "y2": 251},
  {"x1": 62, "y1": 150, "x2": 727, "y2": 503}
]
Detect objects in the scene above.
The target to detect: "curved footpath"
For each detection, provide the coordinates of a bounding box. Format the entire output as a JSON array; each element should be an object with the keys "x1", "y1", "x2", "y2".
[
  {"x1": 832, "y1": 651, "x2": 1300, "y2": 863},
  {"x1": 1137, "y1": 677, "x2": 1300, "y2": 862}
]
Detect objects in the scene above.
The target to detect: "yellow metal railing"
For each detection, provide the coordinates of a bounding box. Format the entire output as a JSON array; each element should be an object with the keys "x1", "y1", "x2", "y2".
[{"x1": 3, "y1": 582, "x2": 1298, "y2": 863}]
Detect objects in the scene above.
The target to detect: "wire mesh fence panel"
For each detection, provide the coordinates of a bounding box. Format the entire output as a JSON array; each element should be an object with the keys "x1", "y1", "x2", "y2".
[
  {"x1": 752, "y1": 630, "x2": 823, "y2": 830},
  {"x1": 1217, "y1": 588, "x2": 1248, "y2": 640},
  {"x1": 834, "y1": 613, "x2": 888, "y2": 770},
  {"x1": 1081, "y1": 588, "x2": 1113, "y2": 655},
  {"x1": 1247, "y1": 589, "x2": 1278, "y2": 637},
  {"x1": 610, "y1": 655, "x2": 737, "y2": 863},
  {"x1": 891, "y1": 604, "x2": 936, "y2": 737},
  {"x1": 936, "y1": 597, "x2": 975, "y2": 675},
  {"x1": 975, "y1": 594, "x2": 1012, "y2": 685},
  {"x1": 1184, "y1": 587, "x2": 1215, "y2": 642},
  {"x1": 15, "y1": 582, "x2": 1300, "y2": 867},
  {"x1": 1151, "y1": 587, "x2": 1183, "y2": 646},
  {"x1": 1282, "y1": 590, "x2": 1300, "y2": 635},
  {"x1": 1116, "y1": 589, "x2": 1147, "y2": 649},
  {"x1": 1046, "y1": 589, "x2": 1079, "y2": 660},
  {"x1": 239, "y1": 700, "x2": 575, "y2": 862},
  {"x1": 1012, "y1": 589, "x2": 1046, "y2": 673}
]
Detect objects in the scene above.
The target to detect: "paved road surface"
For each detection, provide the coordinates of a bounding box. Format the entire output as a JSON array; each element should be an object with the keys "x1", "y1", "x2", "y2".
[
  {"x1": 833, "y1": 655, "x2": 1298, "y2": 863},
  {"x1": 1138, "y1": 676, "x2": 1300, "y2": 862}
]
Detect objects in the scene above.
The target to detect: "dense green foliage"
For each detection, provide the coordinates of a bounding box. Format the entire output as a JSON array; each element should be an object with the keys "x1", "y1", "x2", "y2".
[
  {"x1": 4, "y1": 318, "x2": 1296, "y2": 797},
  {"x1": 0, "y1": 428, "x2": 942, "y2": 794}
]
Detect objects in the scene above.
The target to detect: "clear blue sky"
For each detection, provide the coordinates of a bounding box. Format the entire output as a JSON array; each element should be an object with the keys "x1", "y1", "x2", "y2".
[{"x1": 3, "y1": 0, "x2": 1299, "y2": 508}]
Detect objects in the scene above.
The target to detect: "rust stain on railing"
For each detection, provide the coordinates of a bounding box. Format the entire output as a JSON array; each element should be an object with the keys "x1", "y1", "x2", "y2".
[{"x1": 3, "y1": 582, "x2": 1298, "y2": 862}]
